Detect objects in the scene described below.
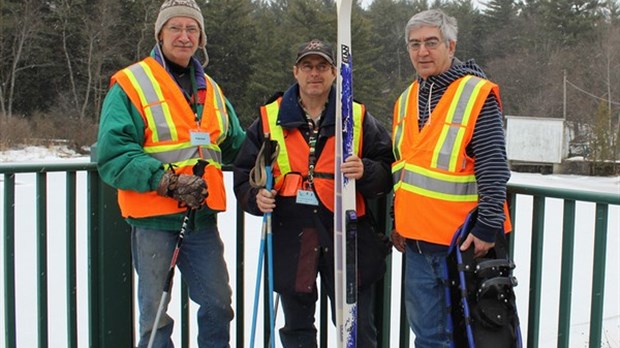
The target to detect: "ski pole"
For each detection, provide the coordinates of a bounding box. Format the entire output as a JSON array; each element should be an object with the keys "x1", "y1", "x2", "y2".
[
  {"x1": 266, "y1": 294, "x2": 280, "y2": 348},
  {"x1": 249, "y1": 235, "x2": 279, "y2": 348},
  {"x1": 249, "y1": 213, "x2": 268, "y2": 347},
  {"x1": 147, "y1": 160, "x2": 208, "y2": 348},
  {"x1": 265, "y1": 151, "x2": 276, "y2": 348},
  {"x1": 249, "y1": 135, "x2": 277, "y2": 348}
]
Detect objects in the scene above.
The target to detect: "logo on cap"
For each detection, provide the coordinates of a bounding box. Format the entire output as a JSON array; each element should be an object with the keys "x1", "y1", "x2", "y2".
[{"x1": 296, "y1": 39, "x2": 334, "y2": 65}]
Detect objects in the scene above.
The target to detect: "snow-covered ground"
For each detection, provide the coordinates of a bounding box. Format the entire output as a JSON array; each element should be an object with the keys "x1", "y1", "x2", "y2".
[
  {"x1": 0, "y1": 145, "x2": 88, "y2": 162},
  {"x1": 0, "y1": 146, "x2": 618, "y2": 347}
]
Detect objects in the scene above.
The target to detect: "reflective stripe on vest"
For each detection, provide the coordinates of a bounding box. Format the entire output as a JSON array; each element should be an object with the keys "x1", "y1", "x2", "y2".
[
  {"x1": 262, "y1": 99, "x2": 363, "y2": 179},
  {"x1": 393, "y1": 76, "x2": 485, "y2": 201},
  {"x1": 262, "y1": 99, "x2": 291, "y2": 176},
  {"x1": 400, "y1": 163, "x2": 477, "y2": 202},
  {"x1": 204, "y1": 75, "x2": 229, "y2": 145},
  {"x1": 391, "y1": 160, "x2": 404, "y2": 192},
  {"x1": 124, "y1": 61, "x2": 176, "y2": 142},
  {"x1": 392, "y1": 84, "x2": 413, "y2": 161},
  {"x1": 111, "y1": 57, "x2": 230, "y2": 217},
  {"x1": 391, "y1": 75, "x2": 511, "y2": 243},
  {"x1": 431, "y1": 76, "x2": 486, "y2": 171},
  {"x1": 121, "y1": 59, "x2": 228, "y2": 168},
  {"x1": 260, "y1": 98, "x2": 365, "y2": 214},
  {"x1": 351, "y1": 103, "x2": 363, "y2": 155}
]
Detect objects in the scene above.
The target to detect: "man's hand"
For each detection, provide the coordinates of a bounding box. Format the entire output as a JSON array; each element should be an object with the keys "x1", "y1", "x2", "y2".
[
  {"x1": 256, "y1": 188, "x2": 277, "y2": 213},
  {"x1": 460, "y1": 233, "x2": 495, "y2": 258},
  {"x1": 391, "y1": 230, "x2": 406, "y2": 253},
  {"x1": 157, "y1": 171, "x2": 208, "y2": 209},
  {"x1": 341, "y1": 155, "x2": 364, "y2": 180}
]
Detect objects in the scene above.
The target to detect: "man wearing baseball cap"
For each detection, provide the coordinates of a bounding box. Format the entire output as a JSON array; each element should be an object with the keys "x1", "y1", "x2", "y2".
[
  {"x1": 234, "y1": 39, "x2": 394, "y2": 347},
  {"x1": 96, "y1": 0, "x2": 245, "y2": 346}
]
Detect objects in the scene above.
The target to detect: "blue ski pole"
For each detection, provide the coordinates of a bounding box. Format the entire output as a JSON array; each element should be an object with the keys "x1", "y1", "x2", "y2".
[
  {"x1": 249, "y1": 135, "x2": 277, "y2": 348},
  {"x1": 265, "y1": 154, "x2": 276, "y2": 348},
  {"x1": 249, "y1": 214, "x2": 267, "y2": 347}
]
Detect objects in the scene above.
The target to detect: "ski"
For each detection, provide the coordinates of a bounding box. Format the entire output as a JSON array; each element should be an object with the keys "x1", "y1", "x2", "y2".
[{"x1": 334, "y1": 0, "x2": 357, "y2": 347}]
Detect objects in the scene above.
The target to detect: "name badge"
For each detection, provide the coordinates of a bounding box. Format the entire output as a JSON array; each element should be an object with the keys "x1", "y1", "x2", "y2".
[
  {"x1": 190, "y1": 130, "x2": 211, "y2": 146},
  {"x1": 296, "y1": 190, "x2": 319, "y2": 206}
]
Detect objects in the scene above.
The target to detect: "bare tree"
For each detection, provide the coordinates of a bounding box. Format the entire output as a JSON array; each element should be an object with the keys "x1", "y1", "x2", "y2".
[
  {"x1": 51, "y1": 0, "x2": 124, "y2": 121},
  {"x1": 0, "y1": 0, "x2": 47, "y2": 118},
  {"x1": 132, "y1": 0, "x2": 160, "y2": 61},
  {"x1": 56, "y1": 0, "x2": 80, "y2": 115}
]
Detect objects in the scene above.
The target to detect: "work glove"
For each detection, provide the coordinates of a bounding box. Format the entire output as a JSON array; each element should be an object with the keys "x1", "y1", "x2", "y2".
[{"x1": 157, "y1": 171, "x2": 208, "y2": 209}]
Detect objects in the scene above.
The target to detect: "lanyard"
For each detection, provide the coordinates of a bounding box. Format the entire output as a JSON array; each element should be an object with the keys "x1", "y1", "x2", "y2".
[
  {"x1": 189, "y1": 65, "x2": 200, "y2": 123},
  {"x1": 170, "y1": 63, "x2": 199, "y2": 119},
  {"x1": 306, "y1": 117, "x2": 320, "y2": 187}
]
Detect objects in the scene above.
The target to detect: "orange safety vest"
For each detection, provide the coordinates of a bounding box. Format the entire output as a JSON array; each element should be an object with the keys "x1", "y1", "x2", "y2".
[
  {"x1": 392, "y1": 75, "x2": 511, "y2": 245},
  {"x1": 260, "y1": 97, "x2": 366, "y2": 216},
  {"x1": 110, "y1": 57, "x2": 229, "y2": 218}
]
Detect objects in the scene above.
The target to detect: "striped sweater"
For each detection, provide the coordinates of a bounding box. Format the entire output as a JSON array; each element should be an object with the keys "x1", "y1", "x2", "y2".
[{"x1": 416, "y1": 58, "x2": 510, "y2": 242}]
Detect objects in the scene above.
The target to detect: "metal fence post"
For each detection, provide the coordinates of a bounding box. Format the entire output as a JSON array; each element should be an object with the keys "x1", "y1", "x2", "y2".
[{"x1": 89, "y1": 144, "x2": 133, "y2": 347}]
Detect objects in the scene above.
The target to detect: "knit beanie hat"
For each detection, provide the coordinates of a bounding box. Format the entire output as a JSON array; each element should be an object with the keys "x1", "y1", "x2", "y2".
[{"x1": 154, "y1": 0, "x2": 207, "y2": 48}]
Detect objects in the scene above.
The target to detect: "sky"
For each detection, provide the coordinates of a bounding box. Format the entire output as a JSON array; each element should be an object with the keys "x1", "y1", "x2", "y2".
[
  {"x1": 0, "y1": 145, "x2": 618, "y2": 347},
  {"x1": 359, "y1": 0, "x2": 485, "y2": 10}
]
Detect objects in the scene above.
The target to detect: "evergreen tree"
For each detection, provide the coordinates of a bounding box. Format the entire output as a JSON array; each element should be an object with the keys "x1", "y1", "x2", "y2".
[
  {"x1": 366, "y1": 0, "x2": 421, "y2": 126},
  {"x1": 203, "y1": 0, "x2": 259, "y2": 125},
  {"x1": 539, "y1": 0, "x2": 604, "y2": 46},
  {"x1": 0, "y1": 0, "x2": 617, "y2": 157},
  {"x1": 478, "y1": 0, "x2": 521, "y2": 61},
  {"x1": 443, "y1": 0, "x2": 485, "y2": 64},
  {"x1": 241, "y1": 0, "x2": 295, "y2": 125}
]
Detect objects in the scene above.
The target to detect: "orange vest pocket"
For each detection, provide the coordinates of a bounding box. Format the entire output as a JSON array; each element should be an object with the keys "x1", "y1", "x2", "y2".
[
  {"x1": 204, "y1": 164, "x2": 226, "y2": 211},
  {"x1": 277, "y1": 172, "x2": 303, "y2": 197}
]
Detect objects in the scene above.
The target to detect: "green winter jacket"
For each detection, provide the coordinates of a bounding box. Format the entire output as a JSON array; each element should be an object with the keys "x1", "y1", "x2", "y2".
[{"x1": 96, "y1": 82, "x2": 245, "y2": 231}]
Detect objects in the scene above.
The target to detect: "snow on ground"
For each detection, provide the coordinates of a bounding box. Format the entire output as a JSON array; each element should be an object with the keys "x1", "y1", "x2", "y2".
[
  {"x1": 0, "y1": 146, "x2": 619, "y2": 347},
  {"x1": 0, "y1": 145, "x2": 89, "y2": 163},
  {"x1": 510, "y1": 171, "x2": 619, "y2": 193},
  {"x1": 1, "y1": 145, "x2": 617, "y2": 192}
]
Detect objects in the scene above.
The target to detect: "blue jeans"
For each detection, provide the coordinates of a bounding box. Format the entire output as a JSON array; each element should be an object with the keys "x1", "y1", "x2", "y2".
[
  {"x1": 132, "y1": 224, "x2": 233, "y2": 348},
  {"x1": 404, "y1": 243, "x2": 451, "y2": 348}
]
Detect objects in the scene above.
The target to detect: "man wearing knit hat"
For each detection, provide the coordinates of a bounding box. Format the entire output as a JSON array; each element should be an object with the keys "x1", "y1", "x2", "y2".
[
  {"x1": 154, "y1": 0, "x2": 208, "y2": 64},
  {"x1": 96, "y1": 0, "x2": 245, "y2": 347}
]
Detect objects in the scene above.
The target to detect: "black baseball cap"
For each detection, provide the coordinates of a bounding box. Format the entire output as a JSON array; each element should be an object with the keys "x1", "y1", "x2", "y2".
[{"x1": 295, "y1": 39, "x2": 335, "y2": 66}]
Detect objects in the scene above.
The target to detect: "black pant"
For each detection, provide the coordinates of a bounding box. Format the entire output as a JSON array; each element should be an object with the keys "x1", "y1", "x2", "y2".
[{"x1": 278, "y1": 251, "x2": 378, "y2": 348}]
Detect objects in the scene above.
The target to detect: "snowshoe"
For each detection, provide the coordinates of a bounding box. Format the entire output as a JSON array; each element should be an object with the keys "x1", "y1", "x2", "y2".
[{"x1": 445, "y1": 209, "x2": 523, "y2": 348}]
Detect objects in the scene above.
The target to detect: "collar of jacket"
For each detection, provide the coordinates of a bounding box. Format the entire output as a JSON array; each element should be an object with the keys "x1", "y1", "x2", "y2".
[
  {"x1": 417, "y1": 58, "x2": 487, "y2": 92},
  {"x1": 150, "y1": 44, "x2": 207, "y2": 90},
  {"x1": 276, "y1": 83, "x2": 336, "y2": 133}
]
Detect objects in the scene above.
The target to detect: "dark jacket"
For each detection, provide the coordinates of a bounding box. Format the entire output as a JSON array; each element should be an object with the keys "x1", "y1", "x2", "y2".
[{"x1": 233, "y1": 84, "x2": 394, "y2": 293}]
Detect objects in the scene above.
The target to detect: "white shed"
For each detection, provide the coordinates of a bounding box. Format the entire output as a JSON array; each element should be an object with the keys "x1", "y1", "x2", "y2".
[{"x1": 505, "y1": 116, "x2": 567, "y2": 164}]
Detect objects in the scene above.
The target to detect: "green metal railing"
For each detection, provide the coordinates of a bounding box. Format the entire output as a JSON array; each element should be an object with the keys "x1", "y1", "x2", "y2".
[
  {"x1": 506, "y1": 185, "x2": 619, "y2": 348},
  {"x1": 2, "y1": 162, "x2": 98, "y2": 348},
  {"x1": 1, "y1": 162, "x2": 618, "y2": 347}
]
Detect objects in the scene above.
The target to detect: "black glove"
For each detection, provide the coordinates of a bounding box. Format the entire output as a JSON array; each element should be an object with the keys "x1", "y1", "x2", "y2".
[{"x1": 157, "y1": 171, "x2": 208, "y2": 209}]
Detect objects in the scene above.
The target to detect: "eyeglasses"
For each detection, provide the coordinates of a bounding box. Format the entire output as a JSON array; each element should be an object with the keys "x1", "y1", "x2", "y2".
[
  {"x1": 165, "y1": 25, "x2": 200, "y2": 36},
  {"x1": 298, "y1": 63, "x2": 332, "y2": 72},
  {"x1": 406, "y1": 38, "x2": 444, "y2": 51}
]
